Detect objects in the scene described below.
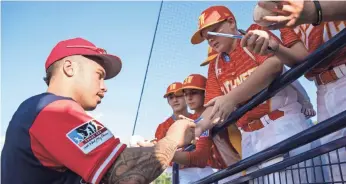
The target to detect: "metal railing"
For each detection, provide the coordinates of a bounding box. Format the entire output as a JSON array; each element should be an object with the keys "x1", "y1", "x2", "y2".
[
  {"x1": 172, "y1": 28, "x2": 346, "y2": 184},
  {"x1": 226, "y1": 135, "x2": 346, "y2": 184},
  {"x1": 194, "y1": 110, "x2": 346, "y2": 184}
]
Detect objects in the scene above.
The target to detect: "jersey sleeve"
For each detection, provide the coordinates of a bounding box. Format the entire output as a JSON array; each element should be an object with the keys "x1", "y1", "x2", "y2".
[
  {"x1": 246, "y1": 24, "x2": 283, "y2": 65},
  {"x1": 279, "y1": 28, "x2": 302, "y2": 48},
  {"x1": 204, "y1": 59, "x2": 224, "y2": 105},
  {"x1": 30, "y1": 99, "x2": 126, "y2": 184},
  {"x1": 187, "y1": 137, "x2": 212, "y2": 168},
  {"x1": 155, "y1": 123, "x2": 167, "y2": 141}
]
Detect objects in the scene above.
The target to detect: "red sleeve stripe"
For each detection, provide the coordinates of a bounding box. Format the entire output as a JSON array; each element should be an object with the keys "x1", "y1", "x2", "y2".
[{"x1": 91, "y1": 143, "x2": 126, "y2": 183}]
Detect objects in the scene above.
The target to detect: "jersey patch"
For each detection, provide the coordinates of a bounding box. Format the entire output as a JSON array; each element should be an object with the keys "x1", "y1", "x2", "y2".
[
  {"x1": 200, "y1": 130, "x2": 209, "y2": 137},
  {"x1": 66, "y1": 119, "x2": 113, "y2": 154}
]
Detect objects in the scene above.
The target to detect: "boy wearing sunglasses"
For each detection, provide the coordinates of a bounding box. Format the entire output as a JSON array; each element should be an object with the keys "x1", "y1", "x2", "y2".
[{"x1": 190, "y1": 5, "x2": 313, "y2": 181}]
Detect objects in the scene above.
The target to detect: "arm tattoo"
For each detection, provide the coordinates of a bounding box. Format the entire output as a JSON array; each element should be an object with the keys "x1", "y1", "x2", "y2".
[{"x1": 103, "y1": 137, "x2": 178, "y2": 184}]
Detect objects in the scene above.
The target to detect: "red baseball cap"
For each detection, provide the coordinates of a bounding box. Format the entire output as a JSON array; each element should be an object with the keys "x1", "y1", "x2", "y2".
[
  {"x1": 45, "y1": 37, "x2": 122, "y2": 80},
  {"x1": 163, "y1": 82, "x2": 183, "y2": 98},
  {"x1": 191, "y1": 6, "x2": 235, "y2": 44},
  {"x1": 178, "y1": 74, "x2": 207, "y2": 92}
]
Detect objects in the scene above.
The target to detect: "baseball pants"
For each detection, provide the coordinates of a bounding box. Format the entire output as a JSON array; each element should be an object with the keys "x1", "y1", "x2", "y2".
[{"x1": 316, "y1": 75, "x2": 346, "y2": 183}]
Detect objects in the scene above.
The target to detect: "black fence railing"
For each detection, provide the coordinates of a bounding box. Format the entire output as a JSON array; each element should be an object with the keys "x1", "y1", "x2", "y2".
[
  {"x1": 171, "y1": 28, "x2": 346, "y2": 184},
  {"x1": 193, "y1": 110, "x2": 346, "y2": 184},
  {"x1": 227, "y1": 135, "x2": 346, "y2": 184}
]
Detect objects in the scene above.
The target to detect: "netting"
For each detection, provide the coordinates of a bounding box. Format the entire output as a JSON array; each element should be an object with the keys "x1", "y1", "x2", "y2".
[
  {"x1": 132, "y1": 1, "x2": 291, "y2": 140},
  {"x1": 128, "y1": 2, "x2": 346, "y2": 184}
]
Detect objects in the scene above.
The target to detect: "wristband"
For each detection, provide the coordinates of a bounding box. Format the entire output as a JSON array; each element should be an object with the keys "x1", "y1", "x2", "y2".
[
  {"x1": 312, "y1": 0, "x2": 322, "y2": 26},
  {"x1": 194, "y1": 116, "x2": 203, "y2": 123}
]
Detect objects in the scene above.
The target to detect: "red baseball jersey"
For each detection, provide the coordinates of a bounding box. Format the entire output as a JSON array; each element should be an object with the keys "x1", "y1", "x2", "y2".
[
  {"x1": 155, "y1": 113, "x2": 221, "y2": 168},
  {"x1": 205, "y1": 24, "x2": 281, "y2": 127},
  {"x1": 280, "y1": 21, "x2": 346, "y2": 78},
  {"x1": 155, "y1": 114, "x2": 189, "y2": 141},
  {"x1": 1, "y1": 93, "x2": 126, "y2": 184}
]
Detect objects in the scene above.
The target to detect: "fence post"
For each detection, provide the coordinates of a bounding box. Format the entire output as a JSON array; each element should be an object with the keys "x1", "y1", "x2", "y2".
[{"x1": 172, "y1": 162, "x2": 179, "y2": 184}]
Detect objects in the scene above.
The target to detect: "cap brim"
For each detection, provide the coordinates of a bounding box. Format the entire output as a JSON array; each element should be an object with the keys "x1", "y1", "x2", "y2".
[
  {"x1": 191, "y1": 29, "x2": 205, "y2": 45},
  {"x1": 85, "y1": 54, "x2": 122, "y2": 80},
  {"x1": 163, "y1": 90, "x2": 183, "y2": 98},
  {"x1": 200, "y1": 59, "x2": 211, "y2": 66},
  {"x1": 191, "y1": 20, "x2": 225, "y2": 45},
  {"x1": 177, "y1": 86, "x2": 205, "y2": 93},
  {"x1": 200, "y1": 53, "x2": 218, "y2": 66},
  {"x1": 163, "y1": 92, "x2": 173, "y2": 98}
]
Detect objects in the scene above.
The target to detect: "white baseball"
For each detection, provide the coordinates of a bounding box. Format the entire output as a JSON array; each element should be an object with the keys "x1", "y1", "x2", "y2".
[
  {"x1": 253, "y1": 2, "x2": 278, "y2": 27},
  {"x1": 129, "y1": 135, "x2": 145, "y2": 147}
]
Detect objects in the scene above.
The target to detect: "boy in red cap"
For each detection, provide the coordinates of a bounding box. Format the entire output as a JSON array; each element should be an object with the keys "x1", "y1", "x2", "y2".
[
  {"x1": 1, "y1": 37, "x2": 197, "y2": 184},
  {"x1": 178, "y1": 73, "x2": 243, "y2": 182},
  {"x1": 145, "y1": 80, "x2": 232, "y2": 183},
  {"x1": 155, "y1": 82, "x2": 194, "y2": 141},
  {"x1": 139, "y1": 82, "x2": 200, "y2": 182},
  {"x1": 190, "y1": 5, "x2": 313, "y2": 182},
  {"x1": 202, "y1": 40, "x2": 316, "y2": 119}
]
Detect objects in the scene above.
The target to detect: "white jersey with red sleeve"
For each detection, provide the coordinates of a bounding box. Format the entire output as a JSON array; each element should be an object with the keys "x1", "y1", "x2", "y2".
[{"x1": 293, "y1": 22, "x2": 346, "y2": 78}]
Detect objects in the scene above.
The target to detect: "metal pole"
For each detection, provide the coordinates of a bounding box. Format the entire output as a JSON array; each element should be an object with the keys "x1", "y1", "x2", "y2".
[{"x1": 131, "y1": 0, "x2": 164, "y2": 136}]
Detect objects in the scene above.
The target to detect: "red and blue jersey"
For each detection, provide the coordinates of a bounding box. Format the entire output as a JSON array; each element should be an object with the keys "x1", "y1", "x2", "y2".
[{"x1": 1, "y1": 92, "x2": 126, "y2": 184}]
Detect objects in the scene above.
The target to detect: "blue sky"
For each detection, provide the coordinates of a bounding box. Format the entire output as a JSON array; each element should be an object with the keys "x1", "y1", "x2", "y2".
[{"x1": 1, "y1": 1, "x2": 318, "y2": 149}]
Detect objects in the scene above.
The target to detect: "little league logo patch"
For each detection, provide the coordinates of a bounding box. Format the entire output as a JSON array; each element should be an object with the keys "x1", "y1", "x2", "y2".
[
  {"x1": 200, "y1": 130, "x2": 209, "y2": 138},
  {"x1": 66, "y1": 120, "x2": 113, "y2": 154}
]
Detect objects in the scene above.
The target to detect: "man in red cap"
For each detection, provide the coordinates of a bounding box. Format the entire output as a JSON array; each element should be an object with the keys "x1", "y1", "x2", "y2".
[
  {"x1": 190, "y1": 6, "x2": 313, "y2": 182},
  {"x1": 1, "y1": 37, "x2": 197, "y2": 184}
]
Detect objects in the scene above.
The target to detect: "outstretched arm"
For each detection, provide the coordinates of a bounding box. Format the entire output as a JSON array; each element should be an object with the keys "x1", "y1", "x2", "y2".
[
  {"x1": 273, "y1": 41, "x2": 309, "y2": 67},
  {"x1": 172, "y1": 137, "x2": 212, "y2": 167},
  {"x1": 103, "y1": 118, "x2": 196, "y2": 184},
  {"x1": 103, "y1": 137, "x2": 177, "y2": 184},
  {"x1": 258, "y1": 1, "x2": 346, "y2": 29}
]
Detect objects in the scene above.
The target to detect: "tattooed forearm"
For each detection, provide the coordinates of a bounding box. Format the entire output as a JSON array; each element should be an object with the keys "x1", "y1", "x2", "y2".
[{"x1": 103, "y1": 137, "x2": 178, "y2": 184}]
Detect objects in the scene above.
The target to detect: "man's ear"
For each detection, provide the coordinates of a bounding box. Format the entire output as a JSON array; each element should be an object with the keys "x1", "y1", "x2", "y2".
[{"x1": 62, "y1": 59, "x2": 74, "y2": 77}]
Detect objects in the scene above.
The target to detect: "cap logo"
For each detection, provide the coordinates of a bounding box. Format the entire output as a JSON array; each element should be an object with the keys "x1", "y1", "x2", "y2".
[
  {"x1": 66, "y1": 45, "x2": 107, "y2": 54},
  {"x1": 206, "y1": 11, "x2": 222, "y2": 25},
  {"x1": 198, "y1": 13, "x2": 205, "y2": 27},
  {"x1": 183, "y1": 76, "x2": 194, "y2": 84},
  {"x1": 169, "y1": 84, "x2": 176, "y2": 90}
]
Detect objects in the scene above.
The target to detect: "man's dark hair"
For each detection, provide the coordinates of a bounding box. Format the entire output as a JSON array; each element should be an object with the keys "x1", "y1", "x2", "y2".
[
  {"x1": 43, "y1": 60, "x2": 62, "y2": 86},
  {"x1": 43, "y1": 55, "x2": 98, "y2": 86}
]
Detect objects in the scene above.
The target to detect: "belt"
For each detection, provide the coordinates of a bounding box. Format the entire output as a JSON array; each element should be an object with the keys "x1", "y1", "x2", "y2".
[
  {"x1": 240, "y1": 110, "x2": 284, "y2": 132},
  {"x1": 314, "y1": 64, "x2": 346, "y2": 85}
]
